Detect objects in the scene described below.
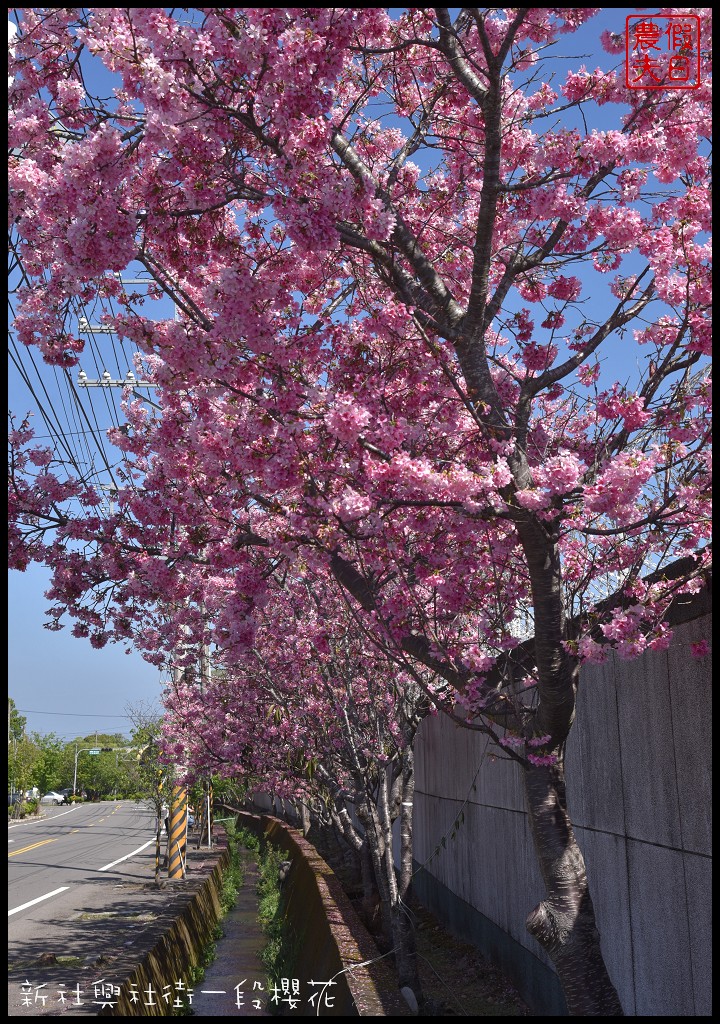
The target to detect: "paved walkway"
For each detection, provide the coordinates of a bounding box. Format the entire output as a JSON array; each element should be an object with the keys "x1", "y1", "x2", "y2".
[{"x1": 189, "y1": 854, "x2": 271, "y2": 1016}]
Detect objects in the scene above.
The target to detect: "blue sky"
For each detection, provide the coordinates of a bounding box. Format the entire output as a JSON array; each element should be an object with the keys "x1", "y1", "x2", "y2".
[
  {"x1": 9, "y1": 562, "x2": 166, "y2": 741},
  {"x1": 8, "y1": 270, "x2": 172, "y2": 742},
  {"x1": 7, "y1": 8, "x2": 696, "y2": 743}
]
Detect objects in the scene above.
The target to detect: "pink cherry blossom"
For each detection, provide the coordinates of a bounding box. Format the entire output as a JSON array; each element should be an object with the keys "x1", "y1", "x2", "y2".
[{"x1": 7, "y1": 10, "x2": 710, "y2": 1013}]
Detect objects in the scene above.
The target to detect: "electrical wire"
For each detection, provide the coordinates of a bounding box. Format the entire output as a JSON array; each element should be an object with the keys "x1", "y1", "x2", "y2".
[{"x1": 9, "y1": 233, "x2": 161, "y2": 508}]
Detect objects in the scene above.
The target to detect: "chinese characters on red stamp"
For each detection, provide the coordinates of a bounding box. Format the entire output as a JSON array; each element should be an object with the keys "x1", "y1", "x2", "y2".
[{"x1": 626, "y1": 14, "x2": 701, "y2": 90}]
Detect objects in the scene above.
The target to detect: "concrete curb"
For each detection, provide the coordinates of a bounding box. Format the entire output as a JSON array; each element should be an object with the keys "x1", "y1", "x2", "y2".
[
  {"x1": 98, "y1": 842, "x2": 231, "y2": 1016},
  {"x1": 236, "y1": 811, "x2": 411, "y2": 1017},
  {"x1": 82, "y1": 813, "x2": 411, "y2": 1016}
]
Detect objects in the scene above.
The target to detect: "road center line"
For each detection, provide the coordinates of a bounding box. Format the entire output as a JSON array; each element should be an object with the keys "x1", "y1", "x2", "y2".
[
  {"x1": 8, "y1": 837, "x2": 59, "y2": 857},
  {"x1": 8, "y1": 886, "x2": 70, "y2": 917}
]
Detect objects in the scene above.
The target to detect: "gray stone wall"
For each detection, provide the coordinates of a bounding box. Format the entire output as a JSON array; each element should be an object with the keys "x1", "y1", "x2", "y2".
[{"x1": 413, "y1": 608, "x2": 712, "y2": 1016}]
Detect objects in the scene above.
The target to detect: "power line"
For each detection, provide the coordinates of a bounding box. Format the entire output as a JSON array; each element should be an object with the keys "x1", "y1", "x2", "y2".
[
  {"x1": 16, "y1": 709, "x2": 136, "y2": 718},
  {"x1": 12, "y1": 428, "x2": 109, "y2": 440},
  {"x1": 8, "y1": 231, "x2": 149, "y2": 493}
]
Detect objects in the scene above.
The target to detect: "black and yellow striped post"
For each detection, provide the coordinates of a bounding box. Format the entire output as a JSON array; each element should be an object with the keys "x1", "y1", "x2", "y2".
[
  {"x1": 168, "y1": 785, "x2": 187, "y2": 879},
  {"x1": 155, "y1": 775, "x2": 163, "y2": 882}
]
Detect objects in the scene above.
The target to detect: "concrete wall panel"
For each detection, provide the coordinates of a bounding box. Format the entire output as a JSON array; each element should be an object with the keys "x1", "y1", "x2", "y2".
[
  {"x1": 566, "y1": 659, "x2": 625, "y2": 834},
  {"x1": 627, "y1": 840, "x2": 694, "y2": 1015},
  {"x1": 574, "y1": 825, "x2": 635, "y2": 1015},
  {"x1": 416, "y1": 712, "x2": 525, "y2": 811},
  {"x1": 414, "y1": 606, "x2": 711, "y2": 1017},
  {"x1": 683, "y1": 850, "x2": 713, "y2": 1015},
  {"x1": 614, "y1": 647, "x2": 683, "y2": 848},
  {"x1": 666, "y1": 616, "x2": 712, "y2": 855}
]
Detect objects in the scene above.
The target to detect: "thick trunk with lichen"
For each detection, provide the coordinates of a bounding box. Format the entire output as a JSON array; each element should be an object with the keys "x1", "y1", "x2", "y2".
[
  {"x1": 331, "y1": 495, "x2": 621, "y2": 1010},
  {"x1": 518, "y1": 513, "x2": 624, "y2": 1015},
  {"x1": 524, "y1": 759, "x2": 624, "y2": 1016}
]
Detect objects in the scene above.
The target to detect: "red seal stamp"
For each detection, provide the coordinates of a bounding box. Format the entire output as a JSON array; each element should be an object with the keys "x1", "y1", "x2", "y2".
[{"x1": 626, "y1": 15, "x2": 701, "y2": 90}]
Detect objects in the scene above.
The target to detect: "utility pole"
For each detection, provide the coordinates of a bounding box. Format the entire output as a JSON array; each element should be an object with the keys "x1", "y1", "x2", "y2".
[
  {"x1": 74, "y1": 746, "x2": 113, "y2": 795},
  {"x1": 76, "y1": 368, "x2": 160, "y2": 409},
  {"x1": 199, "y1": 608, "x2": 213, "y2": 851}
]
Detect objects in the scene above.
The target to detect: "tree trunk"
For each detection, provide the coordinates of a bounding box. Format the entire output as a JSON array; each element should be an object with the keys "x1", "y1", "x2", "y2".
[
  {"x1": 513, "y1": 511, "x2": 624, "y2": 1014},
  {"x1": 396, "y1": 744, "x2": 416, "y2": 900},
  {"x1": 357, "y1": 780, "x2": 423, "y2": 1000},
  {"x1": 388, "y1": 898, "x2": 421, "y2": 1004},
  {"x1": 387, "y1": 754, "x2": 422, "y2": 1002},
  {"x1": 359, "y1": 840, "x2": 383, "y2": 936},
  {"x1": 523, "y1": 758, "x2": 624, "y2": 1016}
]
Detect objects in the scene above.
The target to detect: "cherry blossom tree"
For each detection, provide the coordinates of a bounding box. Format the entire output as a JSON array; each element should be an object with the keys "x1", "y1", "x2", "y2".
[
  {"x1": 162, "y1": 569, "x2": 430, "y2": 995},
  {"x1": 8, "y1": 8, "x2": 711, "y2": 1015}
]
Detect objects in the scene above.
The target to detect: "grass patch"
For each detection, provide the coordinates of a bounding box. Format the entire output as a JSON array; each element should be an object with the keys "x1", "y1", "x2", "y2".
[
  {"x1": 219, "y1": 828, "x2": 245, "y2": 915},
  {"x1": 234, "y1": 823, "x2": 300, "y2": 1005},
  {"x1": 172, "y1": 823, "x2": 244, "y2": 1015},
  {"x1": 55, "y1": 955, "x2": 84, "y2": 968}
]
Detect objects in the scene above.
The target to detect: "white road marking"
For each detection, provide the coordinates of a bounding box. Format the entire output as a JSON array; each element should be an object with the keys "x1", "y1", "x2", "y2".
[
  {"x1": 98, "y1": 839, "x2": 155, "y2": 872},
  {"x1": 8, "y1": 886, "x2": 70, "y2": 917},
  {"x1": 7, "y1": 805, "x2": 78, "y2": 829}
]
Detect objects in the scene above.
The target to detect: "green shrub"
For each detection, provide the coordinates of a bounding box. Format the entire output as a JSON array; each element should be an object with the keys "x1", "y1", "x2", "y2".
[
  {"x1": 219, "y1": 841, "x2": 244, "y2": 915},
  {"x1": 233, "y1": 823, "x2": 261, "y2": 853},
  {"x1": 232, "y1": 821, "x2": 298, "y2": 993},
  {"x1": 172, "y1": 824, "x2": 244, "y2": 1016},
  {"x1": 254, "y1": 840, "x2": 299, "y2": 997}
]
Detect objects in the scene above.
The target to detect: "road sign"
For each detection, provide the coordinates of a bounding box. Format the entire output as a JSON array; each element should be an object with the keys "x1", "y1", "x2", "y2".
[{"x1": 88, "y1": 749, "x2": 100, "y2": 755}]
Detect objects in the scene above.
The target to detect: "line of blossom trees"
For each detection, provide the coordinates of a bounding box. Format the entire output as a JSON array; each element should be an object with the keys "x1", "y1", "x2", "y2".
[
  {"x1": 7, "y1": 721, "x2": 135, "y2": 807},
  {"x1": 8, "y1": 8, "x2": 711, "y2": 1014}
]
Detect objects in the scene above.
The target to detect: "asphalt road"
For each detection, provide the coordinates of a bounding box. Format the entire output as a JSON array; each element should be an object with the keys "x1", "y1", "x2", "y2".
[
  {"x1": 8, "y1": 800, "x2": 158, "y2": 937},
  {"x1": 8, "y1": 798, "x2": 178, "y2": 1015}
]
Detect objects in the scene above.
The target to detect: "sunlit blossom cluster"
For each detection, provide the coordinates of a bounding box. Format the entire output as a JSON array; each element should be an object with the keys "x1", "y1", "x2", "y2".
[{"x1": 7, "y1": 7, "x2": 711, "y2": 795}]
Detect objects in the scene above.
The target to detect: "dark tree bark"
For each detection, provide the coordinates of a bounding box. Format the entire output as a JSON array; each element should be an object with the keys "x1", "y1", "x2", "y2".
[
  {"x1": 516, "y1": 515, "x2": 624, "y2": 1015},
  {"x1": 357, "y1": 767, "x2": 423, "y2": 1001},
  {"x1": 524, "y1": 760, "x2": 624, "y2": 1016}
]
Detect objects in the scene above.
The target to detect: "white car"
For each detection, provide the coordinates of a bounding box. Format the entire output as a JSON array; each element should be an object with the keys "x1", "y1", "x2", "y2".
[{"x1": 40, "y1": 791, "x2": 69, "y2": 805}]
